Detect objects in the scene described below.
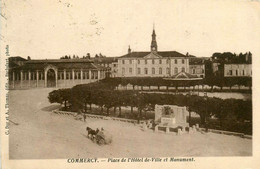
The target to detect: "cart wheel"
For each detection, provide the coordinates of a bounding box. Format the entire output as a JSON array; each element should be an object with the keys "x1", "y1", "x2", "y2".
[
  {"x1": 93, "y1": 137, "x2": 97, "y2": 143},
  {"x1": 98, "y1": 138, "x2": 105, "y2": 145}
]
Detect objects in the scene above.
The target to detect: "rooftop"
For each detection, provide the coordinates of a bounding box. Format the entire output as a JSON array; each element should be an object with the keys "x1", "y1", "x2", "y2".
[{"x1": 120, "y1": 51, "x2": 193, "y2": 58}]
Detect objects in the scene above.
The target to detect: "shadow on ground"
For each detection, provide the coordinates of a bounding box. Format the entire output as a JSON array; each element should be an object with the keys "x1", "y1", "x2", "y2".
[{"x1": 41, "y1": 104, "x2": 61, "y2": 112}]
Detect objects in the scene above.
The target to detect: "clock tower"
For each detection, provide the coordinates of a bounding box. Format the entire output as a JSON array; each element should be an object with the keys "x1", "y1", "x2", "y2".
[{"x1": 150, "y1": 27, "x2": 158, "y2": 52}]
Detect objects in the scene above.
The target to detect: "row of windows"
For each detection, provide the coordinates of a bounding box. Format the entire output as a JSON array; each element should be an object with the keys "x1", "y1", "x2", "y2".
[
  {"x1": 190, "y1": 69, "x2": 205, "y2": 74},
  {"x1": 227, "y1": 69, "x2": 251, "y2": 76},
  {"x1": 122, "y1": 67, "x2": 186, "y2": 75},
  {"x1": 121, "y1": 59, "x2": 186, "y2": 65}
]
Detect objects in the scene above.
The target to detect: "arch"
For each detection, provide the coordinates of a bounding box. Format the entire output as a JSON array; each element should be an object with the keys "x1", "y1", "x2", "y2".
[
  {"x1": 47, "y1": 69, "x2": 56, "y2": 87},
  {"x1": 44, "y1": 65, "x2": 58, "y2": 88}
]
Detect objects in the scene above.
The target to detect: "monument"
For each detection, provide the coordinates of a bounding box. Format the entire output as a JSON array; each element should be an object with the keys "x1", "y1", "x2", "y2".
[{"x1": 155, "y1": 104, "x2": 189, "y2": 129}]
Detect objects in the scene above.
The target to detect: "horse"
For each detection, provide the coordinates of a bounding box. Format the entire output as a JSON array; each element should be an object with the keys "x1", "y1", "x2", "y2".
[{"x1": 86, "y1": 127, "x2": 100, "y2": 140}]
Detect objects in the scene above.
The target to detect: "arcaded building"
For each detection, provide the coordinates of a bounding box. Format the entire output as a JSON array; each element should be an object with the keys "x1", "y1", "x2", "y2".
[{"x1": 8, "y1": 58, "x2": 109, "y2": 89}]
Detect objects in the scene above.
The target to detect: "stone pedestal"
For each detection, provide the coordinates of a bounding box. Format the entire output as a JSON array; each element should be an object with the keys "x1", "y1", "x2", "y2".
[
  {"x1": 189, "y1": 127, "x2": 193, "y2": 134},
  {"x1": 177, "y1": 128, "x2": 182, "y2": 135},
  {"x1": 142, "y1": 123, "x2": 147, "y2": 130},
  {"x1": 196, "y1": 124, "x2": 199, "y2": 129},
  {"x1": 166, "y1": 127, "x2": 170, "y2": 133},
  {"x1": 192, "y1": 125, "x2": 197, "y2": 132},
  {"x1": 155, "y1": 125, "x2": 158, "y2": 132}
]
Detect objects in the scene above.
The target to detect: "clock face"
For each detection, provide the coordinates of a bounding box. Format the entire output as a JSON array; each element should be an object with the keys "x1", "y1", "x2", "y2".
[{"x1": 152, "y1": 47, "x2": 156, "y2": 50}]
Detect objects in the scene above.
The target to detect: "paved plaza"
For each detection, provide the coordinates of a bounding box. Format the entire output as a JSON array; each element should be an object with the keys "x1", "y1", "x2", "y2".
[{"x1": 9, "y1": 88, "x2": 252, "y2": 159}]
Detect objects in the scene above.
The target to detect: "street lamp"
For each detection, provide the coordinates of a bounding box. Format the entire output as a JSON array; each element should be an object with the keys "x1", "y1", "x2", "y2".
[
  {"x1": 186, "y1": 92, "x2": 191, "y2": 127},
  {"x1": 203, "y1": 92, "x2": 208, "y2": 132}
]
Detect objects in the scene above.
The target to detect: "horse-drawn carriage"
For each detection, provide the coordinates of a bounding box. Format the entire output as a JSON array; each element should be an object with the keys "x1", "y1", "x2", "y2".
[
  {"x1": 94, "y1": 130, "x2": 113, "y2": 145},
  {"x1": 86, "y1": 127, "x2": 112, "y2": 145}
]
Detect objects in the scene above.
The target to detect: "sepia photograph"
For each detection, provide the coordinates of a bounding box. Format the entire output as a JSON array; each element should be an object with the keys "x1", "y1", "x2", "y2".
[{"x1": 1, "y1": 0, "x2": 260, "y2": 168}]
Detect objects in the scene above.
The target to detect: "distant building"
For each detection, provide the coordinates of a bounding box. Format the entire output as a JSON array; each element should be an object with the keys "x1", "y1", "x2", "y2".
[
  {"x1": 8, "y1": 58, "x2": 109, "y2": 89},
  {"x1": 90, "y1": 57, "x2": 118, "y2": 77},
  {"x1": 210, "y1": 52, "x2": 252, "y2": 77},
  {"x1": 189, "y1": 57, "x2": 207, "y2": 78},
  {"x1": 224, "y1": 64, "x2": 252, "y2": 77},
  {"x1": 117, "y1": 28, "x2": 191, "y2": 77}
]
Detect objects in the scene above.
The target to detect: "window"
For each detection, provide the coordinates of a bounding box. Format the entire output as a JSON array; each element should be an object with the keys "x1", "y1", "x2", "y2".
[
  {"x1": 129, "y1": 68, "x2": 132, "y2": 74},
  {"x1": 236, "y1": 70, "x2": 238, "y2": 76},
  {"x1": 145, "y1": 68, "x2": 148, "y2": 74},
  {"x1": 158, "y1": 68, "x2": 162, "y2": 74},
  {"x1": 193, "y1": 69, "x2": 195, "y2": 74},
  {"x1": 78, "y1": 72, "x2": 81, "y2": 79},
  {"x1": 181, "y1": 67, "x2": 185, "y2": 72},
  {"x1": 152, "y1": 68, "x2": 155, "y2": 74},
  {"x1": 202, "y1": 69, "x2": 204, "y2": 73},
  {"x1": 122, "y1": 60, "x2": 125, "y2": 64},
  {"x1": 175, "y1": 59, "x2": 177, "y2": 64},
  {"x1": 138, "y1": 60, "x2": 140, "y2": 64},
  {"x1": 58, "y1": 73, "x2": 61, "y2": 80},
  {"x1": 182, "y1": 59, "x2": 185, "y2": 64},
  {"x1": 83, "y1": 72, "x2": 86, "y2": 79},
  {"x1": 159, "y1": 59, "x2": 162, "y2": 64},
  {"x1": 145, "y1": 60, "x2": 147, "y2": 64},
  {"x1": 129, "y1": 60, "x2": 132, "y2": 64},
  {"x1": 122, "y1": 68, "x2": 125, "y2": 75},
  {"x1": 152, "y1": 59, "x2": 155, "y2": 64},
  {"x1": 174, "y1": 67, "x2": 178, "y2": 74},
  {"x1": 138, "y1": 68, "x2": 141, "y2": 74},
  {"x1": 229, "y1": 70, "x2": 232, "y2": 75},
  {"x1": 242, "y1": 70, "x2": 245, "y2": 76},
  {"x1": 75, "y1": 72, "x2": 78, "y2": 79},
  {"x1": 166, "y1": 68, "x2": 170, "y2": 74},
  {"x1": 166, "y1": 59, "x2": 169, "y2": 64}
]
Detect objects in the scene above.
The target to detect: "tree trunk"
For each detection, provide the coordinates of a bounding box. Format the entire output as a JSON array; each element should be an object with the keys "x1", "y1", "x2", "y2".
[
  {"x1": 200, "y1": 113, "x2": 206, "y2": 125},
  {"x1": 133, "y1": 85, "x2": 135, "y2": 90},
  {"x1": 118, "y1": 106, "x2": 122, "y2": 117},
  {"x1": 158, "y1": 86, "x2": 160, "y2": 91},
  {"x1": 106, "y1": 107, "x2": 109, "y2": 116},
  {"x1": 101, "y1": 106, "x2": 103, "y2": 114},
  {"x1": 114, "y1": 106, "x2": 116, "y2": 114},
  {"x1": 211, "y1": 85, "x2": 213, "y2": 92},
  {"x1": 131, "y1": 106, "x2": 133, "y2": 114},
  {"x1": 141, "y1": 86, "x2": 143, "y2": 91},
  {"x1": 84, "y1": 102, "x2": 87, "y2": 113},
  {"x1": 64, "y1": 100, "x2": 67, "y2": 110},
  {"x1": 89, "y1": 103, "x2": 92, "y2": 110}
]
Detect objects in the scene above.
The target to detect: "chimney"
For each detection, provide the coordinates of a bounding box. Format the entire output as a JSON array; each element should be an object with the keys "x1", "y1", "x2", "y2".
[{"x1": 245, "y1": 52, "x2": 249, "y2": 62}]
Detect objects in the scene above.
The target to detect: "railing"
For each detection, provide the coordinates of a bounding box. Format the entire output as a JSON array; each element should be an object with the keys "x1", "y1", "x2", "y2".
[
  {"x1": 52, "y1": 109, "x2": 251, "y2": 139},
  {"x1": 52, "y1": 109, "x2": 146, "y2": 124}
]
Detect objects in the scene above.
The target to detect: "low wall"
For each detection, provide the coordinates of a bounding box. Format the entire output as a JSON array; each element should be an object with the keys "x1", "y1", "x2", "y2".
[{"x1": 52, "y1": 109, "x2": 146, "y2": 124}]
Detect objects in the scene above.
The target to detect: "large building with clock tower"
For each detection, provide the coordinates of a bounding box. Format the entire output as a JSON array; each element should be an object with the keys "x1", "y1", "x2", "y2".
[{"x1": 117, "y1": 28, "x2": 200, "y2": 78}]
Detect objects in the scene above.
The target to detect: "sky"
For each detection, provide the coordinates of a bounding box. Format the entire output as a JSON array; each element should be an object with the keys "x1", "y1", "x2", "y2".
[{"x1": 2, "y1": 0, "x2": 260, "y2": 59}]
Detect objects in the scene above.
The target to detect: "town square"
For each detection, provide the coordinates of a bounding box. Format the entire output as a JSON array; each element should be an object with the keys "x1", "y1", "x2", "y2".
[{"x1": 1, "y1": 1, "x2": 259, "y2": 169}]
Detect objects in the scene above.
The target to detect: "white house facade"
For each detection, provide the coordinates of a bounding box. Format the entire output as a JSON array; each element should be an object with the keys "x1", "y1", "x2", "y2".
[{"x1": 117, "y1": 28, "x2": 191, "y2": 77}]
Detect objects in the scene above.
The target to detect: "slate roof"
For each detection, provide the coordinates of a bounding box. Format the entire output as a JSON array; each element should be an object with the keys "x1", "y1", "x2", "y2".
[
  {"x1": 11, "y1": 59, "x2": 108, "y2": 71},
  {"x1": 91, "y1": 57, "x2": 118, "y2": 64},
  {"x1": 189, "y1": 57, "x2": 207, "y2": 65},
  {"x1": 119, "y1": 51, "x2": 190, "y2": 58}
]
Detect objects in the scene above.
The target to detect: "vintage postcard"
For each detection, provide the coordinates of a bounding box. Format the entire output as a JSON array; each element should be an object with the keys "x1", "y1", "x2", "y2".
[{"x1": 1, "y1": 0, "x2": 260, "y2": 169}]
